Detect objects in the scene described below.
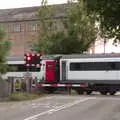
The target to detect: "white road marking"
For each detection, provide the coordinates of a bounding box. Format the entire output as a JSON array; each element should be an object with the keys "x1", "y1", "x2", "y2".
[
  {"x1": 32, "y1": 103, "x2": 36, "y2": 106},
  {"x1": 30, "y1": 118, "x2": 37, "y2": 120},
  {"x1": 24, "y1": 97, "x2": 95, "y2": 120},
  {"x1": 31, "y1": 96, "x2": 53, "y2": 102},
  {"x1": 31, "y1": 103, "x2": 52, "y2": 109},
  {"x1": 11, "y1": 106, "x2": 16, "y2": 108},
  {"x1": 0, "y1": 108, "x2": 6, "y2": 111}
]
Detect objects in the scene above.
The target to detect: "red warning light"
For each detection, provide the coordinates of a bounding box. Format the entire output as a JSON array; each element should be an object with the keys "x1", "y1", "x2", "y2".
[
  {"x1": 27, "y1": 56, "x2": 31, "y2": 61},
  {"x1": 24, "y1": 53, "x2": 43, "y2": 67}
]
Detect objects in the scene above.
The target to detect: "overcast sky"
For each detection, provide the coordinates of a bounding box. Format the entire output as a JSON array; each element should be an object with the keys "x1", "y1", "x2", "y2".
[{"x1": 0, "y1": 0, "x2": 68, "y2": 9}]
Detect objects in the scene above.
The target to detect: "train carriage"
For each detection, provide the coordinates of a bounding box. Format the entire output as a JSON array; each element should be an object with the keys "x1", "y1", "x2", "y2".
[
  {"x1": 38, "y1": 53, "x2": 120, "y2": 95},
  {"x1": 60, "y1": 54, "x2": 120, "y2": 84},
  {"x1": 2, "y1": 56, "x2": 40, "y2": 79}
]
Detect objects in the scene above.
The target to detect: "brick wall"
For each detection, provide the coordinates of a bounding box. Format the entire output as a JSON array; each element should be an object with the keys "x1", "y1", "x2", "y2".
[{"x1": 2, "y1": 21, "x2": 40, "y2": 56}]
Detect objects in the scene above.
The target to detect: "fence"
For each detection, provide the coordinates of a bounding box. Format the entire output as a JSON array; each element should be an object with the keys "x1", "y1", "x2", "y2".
[
  {"x1": 8, "y1": 77, "x2": 38, "y2": 93},
  {"x1": 0, "y1": 76, "x2": 39, "y2": 99},
  {"x1": 0, "y1": 78, "x2": 10, "y2": 98}
]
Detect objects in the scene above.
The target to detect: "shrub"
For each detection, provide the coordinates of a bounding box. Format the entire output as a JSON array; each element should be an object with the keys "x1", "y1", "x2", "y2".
[{"x1": 8, "y1": 92, "x2": 42, "y2": 101}]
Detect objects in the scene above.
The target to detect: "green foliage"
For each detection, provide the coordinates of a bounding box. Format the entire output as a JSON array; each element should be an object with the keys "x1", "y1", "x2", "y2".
[
  {"x1": 33, "y1": 0, "x2": 97, "y2": 54},
  {"x1": 65, "y1": 0, "x2": 97, "y2": 53},
  {"x1": 8, "y1": 92, "x2": 41, "y2": 101},
  {"x1": 84, "y1": 0, "x2": 120, "y2": 40},
  {"x1": 7, "y1": 66, "x2": 18, "y2": 72},
  {"x1": 0, "y1": 25, "x2": 11, "y2": 74}
]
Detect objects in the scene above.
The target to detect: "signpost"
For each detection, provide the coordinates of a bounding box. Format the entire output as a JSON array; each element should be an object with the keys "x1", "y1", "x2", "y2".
[
  {"x1": 24, "y1": 53, "x2": 42, "y2": 67},
  {"x1": 23, "y1": 72, "x2": 32, "y2": 78},
  {"x1": 24, "y1": 53, "x2": 42, "y2": 92},
  {"x1": 23, "y1": 72, "x2": 32, "y2": 92},
  {"x1": 14, "y1": 78, "x2": 21, "y2": 92}
]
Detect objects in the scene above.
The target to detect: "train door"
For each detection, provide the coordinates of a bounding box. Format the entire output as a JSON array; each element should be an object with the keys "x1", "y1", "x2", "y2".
[
  {"x1": 61, "y1": 61, "x2": 67, "y2": 81},
  {"x1": 45, "y1": 60, "x2": 55, "y2": 82}
]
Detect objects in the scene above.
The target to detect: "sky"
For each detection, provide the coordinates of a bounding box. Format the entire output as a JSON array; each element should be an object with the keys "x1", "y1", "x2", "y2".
[
  {"x1": 0, "y1": 0, "x2": 68, "y2": 9},
  {"x1": 94, "y1": 39, "x2": 120, "y2": 54}
]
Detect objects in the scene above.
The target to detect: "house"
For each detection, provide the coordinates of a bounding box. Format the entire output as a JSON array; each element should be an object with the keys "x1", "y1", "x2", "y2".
[{"x1": 0, "y1": 4, "x2": 67, "y2": 56}]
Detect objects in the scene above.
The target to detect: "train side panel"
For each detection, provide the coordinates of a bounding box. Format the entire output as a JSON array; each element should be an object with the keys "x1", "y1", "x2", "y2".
[
  {"x1": 67, "y1": 71, "x2": 119, "y2": 81},
  {"x1": 60, "y1": 58, "x2": 120, "y2": 84}
]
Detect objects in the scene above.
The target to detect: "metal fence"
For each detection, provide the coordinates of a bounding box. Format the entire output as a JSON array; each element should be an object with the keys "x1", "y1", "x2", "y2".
[
  {"x1": 0, "y1": 78, "x2": 10, "y2": 98},
  {"x1": 0, "y1": 76, "x2": 39, "y2": 99}
]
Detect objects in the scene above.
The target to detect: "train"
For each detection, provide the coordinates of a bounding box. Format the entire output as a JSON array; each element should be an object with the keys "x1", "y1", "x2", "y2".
[
  {"x1": 36, "y1": 53, "x2": 120, "y2": 95},
  {"x1": 2, "y1": 56, "x2": 40, "y2": 79}
]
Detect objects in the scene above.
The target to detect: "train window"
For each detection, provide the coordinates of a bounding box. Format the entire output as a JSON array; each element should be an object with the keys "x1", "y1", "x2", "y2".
[
  {"x1": 82, "y1": 62, "x2": 110, "y2": 70},
  {"x1": 70, "y1": 62, "x2": 120, "y2": 71},
  {"x1": 70, "y1": 63, "x2": 81, "y2": 71},
  {"x1": 115, "y1": 62, "x2": 120, "y2": 70},
  {"x1": 8, "y1": 64, "x2": 40, "y2": 72},
  {"x1": 48, "y1": 65, "x2": 52, "y2": 70},
  {"x1": 109, "y1": 62, "x2": 116, "y2": 70},
  {"x1": 41, "y1": 64, "x2": 45, "y2": 71}
]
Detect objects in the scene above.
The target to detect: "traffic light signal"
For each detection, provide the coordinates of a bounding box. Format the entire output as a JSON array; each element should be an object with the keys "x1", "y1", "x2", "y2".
[
  {"x1": 26, "y1": 56, "x2": 31, "y2": 61},
  {"x1": 24, "y1": 53, "x2": 42, "y2": 67}
]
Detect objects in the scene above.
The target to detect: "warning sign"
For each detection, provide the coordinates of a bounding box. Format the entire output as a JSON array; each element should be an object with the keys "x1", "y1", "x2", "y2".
[
  {"x1": 14, "y1": 78, "x2": 21, "y2": 91},
  {"x1": 23, "y1": 72, "x2": 32, "y2": 78}
]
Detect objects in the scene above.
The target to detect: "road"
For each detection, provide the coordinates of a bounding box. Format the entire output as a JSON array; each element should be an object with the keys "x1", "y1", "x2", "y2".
[{"x1": 1, "y1": 93, "x2": 120, "y2": 120}]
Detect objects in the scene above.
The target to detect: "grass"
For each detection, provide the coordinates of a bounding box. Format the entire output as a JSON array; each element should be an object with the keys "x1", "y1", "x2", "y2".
[{"x1": 8, "y1": 92, "x2": 46, "y2": 101}]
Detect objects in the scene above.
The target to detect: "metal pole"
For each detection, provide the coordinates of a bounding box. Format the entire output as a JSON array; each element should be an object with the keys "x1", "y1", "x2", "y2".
[
  {"x1": 68, "y1": 87, "x2": 72, "y2": 95},
  {"x1": 104, "y1": 38, "x2": 106, "y2": 54},
  {"x1": 26, "y1": 68, "x2": 31, "y2": 93}
]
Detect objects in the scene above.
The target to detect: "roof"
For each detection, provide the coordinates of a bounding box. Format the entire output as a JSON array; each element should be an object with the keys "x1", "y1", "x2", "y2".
[
  {"x1": 6, "y1": 56, "x2": 24, "y2": 61},
  {"x1": 41, "y1": 53, "x2": 120, "y2": 60},
  {"x1": 0, "y1": 4, "x2": 68, "y2": 23},
  {"x1": 4, "y1": 53, "x2": 120, "y2": 64},
  {"x1": 61, "y1": 53, "x2": 120, "y2": 59}
]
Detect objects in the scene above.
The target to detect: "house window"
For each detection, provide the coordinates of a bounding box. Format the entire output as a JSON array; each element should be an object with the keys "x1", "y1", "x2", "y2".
[
  {"x1": 28, "y1": 23, "x2": 40, "y2": 32},
  {"x1": 8, "y1": 24, "x2": 12, "y2": 33},
  {"x1": 13, "y1": 24, "x2": 21, "y2": 32}
]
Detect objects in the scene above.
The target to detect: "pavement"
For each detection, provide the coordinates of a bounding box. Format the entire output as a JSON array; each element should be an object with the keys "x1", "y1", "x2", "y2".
[{"x1": 1, "y1": 93, "x2": 120, "y2": 120}]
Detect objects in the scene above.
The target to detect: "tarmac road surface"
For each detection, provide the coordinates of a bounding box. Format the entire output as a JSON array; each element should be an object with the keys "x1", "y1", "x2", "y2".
[{"x1": 1, "y1": 94, "x2": 120, "y2": 120}]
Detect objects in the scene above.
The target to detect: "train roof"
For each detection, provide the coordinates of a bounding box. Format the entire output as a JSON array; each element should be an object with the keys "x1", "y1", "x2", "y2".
[
  {"x1": 5, "y1": 53, "x2": 120, "y2": 62},
  {"x1": 6, "y1": 56, "x2": 24, "y2": 61},
  {"x1": 41, "y1": 53, "x2": 120, "y2": 60},
  {"x1": 6, "y1": 56, "x2": 24, "y2": 64},
  {"x1": 61, "y1": 53, "x2": 120, "y2": 59}
]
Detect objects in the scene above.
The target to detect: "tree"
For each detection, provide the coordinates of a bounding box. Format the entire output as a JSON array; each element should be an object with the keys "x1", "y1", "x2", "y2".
[
  {"x1": 0, "y1": 25, "x2": 11, "y2": 74},
  {"x1": 32, "y1": 0, "x2": 97, "y2": 54},
  {"x1": 84, "y1": 0, "x2": 120, "y2": 41}
]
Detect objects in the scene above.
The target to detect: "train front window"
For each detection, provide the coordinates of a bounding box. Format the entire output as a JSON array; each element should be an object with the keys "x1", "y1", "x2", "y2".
[
  {"x1": 41, "y1": 64, "x2": 45, "y2": 71},
  {"x1": 48, "y1": 65, "x2": 52, "y2": 70}
]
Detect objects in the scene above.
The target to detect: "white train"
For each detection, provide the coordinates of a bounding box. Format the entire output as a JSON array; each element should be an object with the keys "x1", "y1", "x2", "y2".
[
  {"x1": 2, "y1": 56, "x2": 40, "y2": 79},
  {"x1": 37, "y1": 53, "x2": 120, "y2": 95}
]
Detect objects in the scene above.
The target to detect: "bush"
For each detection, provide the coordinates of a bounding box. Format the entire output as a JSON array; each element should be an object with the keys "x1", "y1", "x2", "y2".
[{"x1": 8, "y1": 92, "x2": 44, "y2": 101}]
